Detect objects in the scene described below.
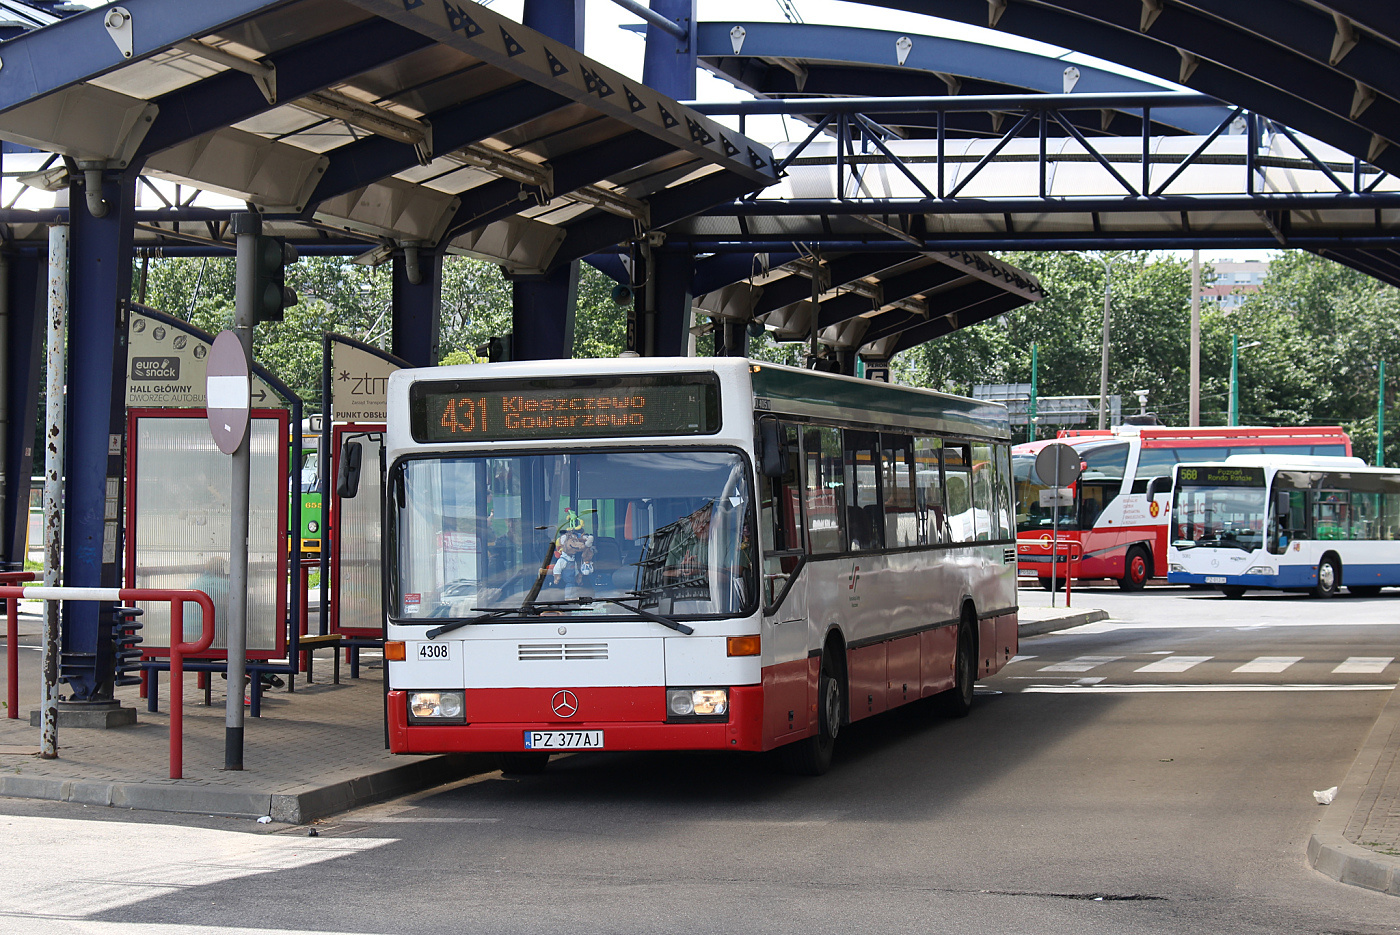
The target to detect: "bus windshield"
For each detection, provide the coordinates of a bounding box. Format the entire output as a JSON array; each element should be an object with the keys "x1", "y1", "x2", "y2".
[
  {"x1": 1171, "y1": 480, "x2": 1267, "y2": 551},
  {"x1": 393, "y1": 450, "x2": 755, "y2": 619}
]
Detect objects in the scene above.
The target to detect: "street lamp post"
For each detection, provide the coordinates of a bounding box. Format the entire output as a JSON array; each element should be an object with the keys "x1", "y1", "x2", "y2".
[
  {"x1": 1097, "y1": 261, "x2": 1112, "y2": 429},
  {"x1": 1228, "y1": 336, "x2": 1262, "y2": 427},
  {"x1": 1379, "y1": 360, "x2": 1387, "y2": 467}
]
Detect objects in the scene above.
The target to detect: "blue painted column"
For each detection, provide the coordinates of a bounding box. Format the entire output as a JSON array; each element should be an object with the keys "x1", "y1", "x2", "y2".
[
  {"x1": 63, "y1": 168, "x2": 137, "y2": 702},
  {"x1": 642, "y1": 0, "x2": 697, "y2": 100},
  {"x1": 2, "y1": 251, "x2": 43, "y2": 568},
  {"x1": 391, "y1": 247, "x2": 442, "y2": 367},
  {"x1": 651, "y1": 249, "x2": 694, "y2": 358},
  {"x1": 514, "y1": 0, "x2": 585, "y2": 360},
  {"x1": 510, "y1": 263, "x2": 578, "y2": 360}
]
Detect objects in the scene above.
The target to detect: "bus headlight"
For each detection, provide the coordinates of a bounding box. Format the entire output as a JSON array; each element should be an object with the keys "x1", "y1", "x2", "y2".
[
  {"x1": 1244, "y1": 565, "x2": 1276, "y2": 576},
  {"x1": 408, "y1": 691, "x2": 465, "y2": 723},
  {"x1": 1169, "y1": 563, "x2": 1185, "y2": 573},
  {"x1": 666, "y1": 688, "x2": 729, "y2": 718}
]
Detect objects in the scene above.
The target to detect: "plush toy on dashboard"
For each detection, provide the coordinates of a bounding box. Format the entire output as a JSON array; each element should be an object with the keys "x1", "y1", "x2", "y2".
[{"x1": 551, "y1": 509, "x2": 594, "y2": 598}]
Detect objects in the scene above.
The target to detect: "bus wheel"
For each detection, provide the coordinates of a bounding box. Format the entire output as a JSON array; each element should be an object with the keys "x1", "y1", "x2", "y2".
[
  {"x1": 1313, "y1": 556, "x2": 1341, "y2": 599},
  {"x1": 1117, "y1": 546, "x2": 1150, "y2": 592},
  {"x1": 1219, "y1": 586, "x2": 1247, "y2": 599},
  {"x1": 1038, "y1": 577, "x2": 1064, "y2": 591},
  {"x1": 940, "y1": 615, "x2": 977, "y2": 718},
  {"x1": 780, "y1": 647, "x2": 843, "y2": 776},
  {"x1": 1349, "y1": 585, "x2": 1382, "y2": 597},
  {"x1": 498, "y1": 751, "x2": 550, "y2": 775}
]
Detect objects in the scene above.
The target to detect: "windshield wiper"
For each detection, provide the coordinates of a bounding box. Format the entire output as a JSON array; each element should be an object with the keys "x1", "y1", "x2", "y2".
[
  {"x1": 425, "y1": 607, "x2": 523, "y2": 640},
  {"x1": 591, "y1": 596, "x2": 693, "y2": 635}
]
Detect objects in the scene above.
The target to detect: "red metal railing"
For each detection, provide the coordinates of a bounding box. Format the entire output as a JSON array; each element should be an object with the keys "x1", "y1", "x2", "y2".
[
  {"x1": 1, "y1": 585, "x2": 214, "y2": 778},
  {"x1": 2, "y1": 571, "x2": 37, "y2": 720}
]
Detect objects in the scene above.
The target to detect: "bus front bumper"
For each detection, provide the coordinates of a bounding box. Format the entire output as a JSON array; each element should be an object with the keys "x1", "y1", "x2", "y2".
[
  {"x1": 1168, "y1": 571, "x2": 1295, "y2": 588},
  {"x1": 387, "y1": 686, "x2": 767, "y2": 754}
]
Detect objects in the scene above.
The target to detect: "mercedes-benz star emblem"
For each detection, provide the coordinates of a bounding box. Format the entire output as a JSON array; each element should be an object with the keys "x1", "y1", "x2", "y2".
[{"x1": 551, "y1": 690, "x2": 579, "y2": 718}]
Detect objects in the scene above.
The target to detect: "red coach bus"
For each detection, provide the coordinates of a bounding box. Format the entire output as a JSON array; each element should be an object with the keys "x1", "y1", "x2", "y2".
[{"x1": 1012, "y1": 425, "x2": 1351, "y2": 590}]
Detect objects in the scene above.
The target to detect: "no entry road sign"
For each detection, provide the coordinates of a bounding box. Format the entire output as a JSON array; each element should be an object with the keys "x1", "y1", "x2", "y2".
[{"x1": 206, "y1": 330, "x2": 250, "y2": 455}]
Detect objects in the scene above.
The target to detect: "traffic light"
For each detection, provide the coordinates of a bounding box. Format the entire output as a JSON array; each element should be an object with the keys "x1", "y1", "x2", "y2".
[
  {"x1": 252, "y1": 235, "x2": 298, "y2": 323},
  {"x1": 476, "y1": 335, "x2": 513, "y2": 362}
]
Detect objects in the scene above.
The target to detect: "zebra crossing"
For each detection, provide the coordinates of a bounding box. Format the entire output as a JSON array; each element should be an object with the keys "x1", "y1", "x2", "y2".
[{"x1": 996, "y1": 653, "x2": 1396, "y2": 693}]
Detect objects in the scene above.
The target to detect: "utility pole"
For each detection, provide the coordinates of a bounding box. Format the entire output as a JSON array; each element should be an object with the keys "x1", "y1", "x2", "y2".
[
  {"x1": 1228, "y1": 334, "x2": 1239, "y2": 427},
  {"x1": 1190, "y1": 250, "x2": 1200, "y2": 426},
  {"x1": 1097, "y1": 260, "x2": 1112, "y2": 429},
  {"x1": 1379, "y1": 360, "x2": 1387, "y2": 467},
  {"x1": 1028, "y1": 342, "x2": 1039, "y2": 443}
]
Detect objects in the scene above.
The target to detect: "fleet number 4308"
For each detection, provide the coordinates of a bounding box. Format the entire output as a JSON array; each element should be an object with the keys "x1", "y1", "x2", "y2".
[{"x1": 417, "y1": 643, "x2": 450, "y2": 660}]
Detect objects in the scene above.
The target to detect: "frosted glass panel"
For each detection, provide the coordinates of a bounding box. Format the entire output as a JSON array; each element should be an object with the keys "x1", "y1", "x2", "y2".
[
  {"x1": 132, "y1": 417, "x2": 283, "y2": 654},
  {"x1": 336, "y1": 434, "x2": 383, "y2": 634}
]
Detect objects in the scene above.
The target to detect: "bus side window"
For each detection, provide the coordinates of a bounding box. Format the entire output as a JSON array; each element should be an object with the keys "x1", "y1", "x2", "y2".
[
  {"x1": 994, "y1": 444, "x2": 1014, "y2": 540},
  {"x1": 943, "y1": 443, "x2": 974, "y2": 543},
  {"x1": 913, "y1": 436, "x2": 945, "y2": 544},
  {"x1": 760, "y1": 421, "x2": 804, "y2": 606},
  {"x1": 971, "y1": 443, "x2": 994, "y2": 541},
  {"x1": 843, "y1": 429, "x2": 883, "y2": 551},
  {"x1": 1078, "y1": 442, "x2": 1129, "y2": 527},
  {"x1": 804, "y1": 426, "x2": 846, "y2": 554},
  {"x1": 1384, "y1": 486, "x2": 1400, "y2": 540},
  {"x1": 881, "y1": 433, "x2": 917, "y2": 548}
]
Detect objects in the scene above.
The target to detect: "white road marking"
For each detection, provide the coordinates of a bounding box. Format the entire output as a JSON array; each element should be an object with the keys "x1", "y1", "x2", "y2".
[
  {"x1": 1234, "y1": 656, "x2": 1302, "y2": 674},
  {"x1": 1037, "y1": 655, "x2": 1121, "y2": 673},
  {"x1": 0, "y1": 917, "x2": 381, "y2": 935},
  {"x1": 1333, "y1": 656, "x2": 1395, "y2": 674},
  {"x1": 1007, "y1": 655, "x2": 1036, "y2": 664},
  {"x1": 1074, "y1": 677, "x2": 1106, "y2": 685},
  {"x1": 1023, "y1": 683, "x2": 1395, "y2": 694},
  {"x1": 1059, "y1": 619, "x2": 1400, "y2": 635},
  {"x1": 1134, "y1": 655, "x2": 1212, "y2": 673}
]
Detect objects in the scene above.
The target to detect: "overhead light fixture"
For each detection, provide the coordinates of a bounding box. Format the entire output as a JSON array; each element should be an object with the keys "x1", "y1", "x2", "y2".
[
  {"x1": 294, "y1": 90, "x2": 434, "y2": 165},
  {"x1": 447, "y1": 146, "x2": 648, "y2": 223},
  {"x1": 351, "y1": 243, "x2": 396, "y2": 268},
  {"x1": 16, "y1": 165, "x2": 70, "y2": 192},
  {"x1": 176, "y1": 40, "x2": 276, "y2": 104}
]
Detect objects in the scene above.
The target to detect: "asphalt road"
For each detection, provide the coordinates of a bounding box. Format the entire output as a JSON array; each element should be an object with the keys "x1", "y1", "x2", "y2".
[{"x1": 2, "y1": 585, "x2": 1398, "y2": 935}]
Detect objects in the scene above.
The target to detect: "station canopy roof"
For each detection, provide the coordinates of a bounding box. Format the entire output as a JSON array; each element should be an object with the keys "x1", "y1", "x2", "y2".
[
  {"x1": 0, "y1": 0, "x2": 777, "y2": 273},
  {"x1": 695, "y1": 21, "x2": 1235, "y2": 139}
]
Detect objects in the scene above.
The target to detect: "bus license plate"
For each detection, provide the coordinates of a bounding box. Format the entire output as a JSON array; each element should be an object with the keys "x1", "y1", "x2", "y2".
[
  {"x1": 1205, "y1": 576, "x2": 1227, "y2": 584},
  {"x1": 524, "y1": 730, "x2": 604, "y2": 750}
]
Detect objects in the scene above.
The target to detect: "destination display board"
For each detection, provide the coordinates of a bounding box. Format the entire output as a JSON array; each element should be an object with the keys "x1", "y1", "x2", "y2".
[
  {"x1": 1176, "y1": 465, "x2": 1265, "y2": 487},
  {"x1": 410, "y1": 374, "x2": 720, "y2": 443}
]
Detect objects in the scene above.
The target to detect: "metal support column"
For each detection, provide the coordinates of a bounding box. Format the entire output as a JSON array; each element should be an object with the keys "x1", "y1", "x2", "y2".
[
  {"x1": 510, "y1": 263, "x2": 579, "y2": 360},
  {"x1": 651, "y1": 249, "x2": 695, "y2": 358},
  {"x1": 642, "y1": 0, "x2": 697, "y2": 100},
  {"x1": 522, "y1": 0, "x2": 583, "y2": 47},
  {"x1": 390, "y1": 248, "x2": 442, "y2": 368},
  {"x1": 61, "y1": 168, "x2": 136, "y2": 704}
]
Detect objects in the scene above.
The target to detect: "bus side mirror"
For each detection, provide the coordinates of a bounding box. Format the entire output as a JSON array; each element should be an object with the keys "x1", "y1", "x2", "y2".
[
  {"x1": 758, "y1": 421, "x2": 788, "y2": 478},
  {"x1": 336, "y1": 441, "x2": 363, "y2": 499},
  {"x1": 1145, "y1": 475, "x2": 1172, "y2": 500},
  {"x1": 1275, "y1": 491, "x2": 1291, "y2": 521}
]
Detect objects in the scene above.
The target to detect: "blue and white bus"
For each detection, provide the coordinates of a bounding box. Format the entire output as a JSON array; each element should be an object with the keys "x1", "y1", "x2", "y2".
[{"x1": 1166, "y1": 456, "x2": 1400, "y2": 598}]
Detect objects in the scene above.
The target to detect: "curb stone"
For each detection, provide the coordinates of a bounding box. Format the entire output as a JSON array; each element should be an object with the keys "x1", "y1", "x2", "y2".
[
  {"x1": 1, "y1": 753, "x2": 493, "y2": 823},
  {"x1": 1308, "y1": 681, "x2": 1400, "y2": 896},
  {"x1": 1018, "y1": 608, "x2": 1109, "y2": 637}
]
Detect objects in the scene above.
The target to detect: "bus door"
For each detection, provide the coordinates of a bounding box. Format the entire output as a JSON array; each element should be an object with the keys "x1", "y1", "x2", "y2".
[
  {"x1": 758, "y1": 420, "x2": 809, "y2": 744},
  {"x1": 1076, "y1": 442, "x2": 1129, "y2": 567}
]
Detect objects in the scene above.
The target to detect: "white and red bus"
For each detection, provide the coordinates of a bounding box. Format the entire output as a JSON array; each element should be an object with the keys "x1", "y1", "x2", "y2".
[
  {"x1": 1012, "y1": 425, "x2": 1351, "y2": 590},
  {"x1": 368, "y1": 358, "x2": 1018, "y2": 775}
]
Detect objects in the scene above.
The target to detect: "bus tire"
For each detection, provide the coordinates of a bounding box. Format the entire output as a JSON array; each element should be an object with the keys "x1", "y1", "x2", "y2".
[
  {"x1": 780, "y1": 644, "x2": 844, "y2": 776},
  {"x1": 1219, "y1": 585, "x2": 1247, "y2": 599},
  {"x1": 1313, "y1": 555, "x2": 1342, "y2": 599},
  {"x1": 1117, "y1": 546, "x2": 1151, "y2": 592},
  {"x1": 498, "y1": 751, "x2": 550, "y2": 775},
  {"x1": 1349, "y1": 585, "x2": 1382, "y2": 597},
  {"x1": 1038, "y1": 577, "x2": 1064, "y2": 591},
  {"x1": 940, "y1": 612, "x2": 977, "y2": 718}
]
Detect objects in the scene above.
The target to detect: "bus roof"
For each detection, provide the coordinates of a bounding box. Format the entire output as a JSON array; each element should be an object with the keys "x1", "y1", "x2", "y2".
[
  {"x1": 1056, "y1": 425, "x2": 1350, "y2": 446},
  {"x1": 749, "y1": 361, "x2": 1009, "y2": 440}
]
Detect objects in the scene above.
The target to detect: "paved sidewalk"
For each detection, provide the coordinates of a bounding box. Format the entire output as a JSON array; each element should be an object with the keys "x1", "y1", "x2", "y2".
[
  {"x1": 1, "y1": 610, "x2": 489, "y2": 823},
  {"x1": 1309, "y1": 680, "x2": 1400, "y2": 896}
]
